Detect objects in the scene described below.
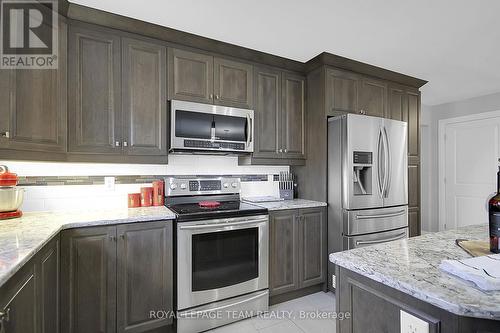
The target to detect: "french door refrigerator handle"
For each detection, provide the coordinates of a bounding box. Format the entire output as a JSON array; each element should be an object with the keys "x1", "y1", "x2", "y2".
[
  {"x1": 382, "y1": 126, "x2": 391, "y2": 198},
  {"x1": 377, "y1": 127, "x2": 384, "y2": 198}
]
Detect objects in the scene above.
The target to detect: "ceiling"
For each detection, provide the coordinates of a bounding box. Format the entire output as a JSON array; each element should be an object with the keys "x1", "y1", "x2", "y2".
[{"x1": 69, "y1": 0, "x2": 500, "y2": 106}]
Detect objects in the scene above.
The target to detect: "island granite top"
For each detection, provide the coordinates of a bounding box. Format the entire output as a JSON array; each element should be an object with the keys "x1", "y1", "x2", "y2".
[
  {"x1": 329, "y1": 224, "x2": 500, "y2": 320},
  {"x1": 0, "y1": 206, "x2": 176, "y2": 288}
]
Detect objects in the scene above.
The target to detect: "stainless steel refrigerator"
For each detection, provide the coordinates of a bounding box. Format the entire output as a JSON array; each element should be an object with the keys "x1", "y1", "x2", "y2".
[{"x1": 328, "y1": 114, "x2": 408, "y2": 288}]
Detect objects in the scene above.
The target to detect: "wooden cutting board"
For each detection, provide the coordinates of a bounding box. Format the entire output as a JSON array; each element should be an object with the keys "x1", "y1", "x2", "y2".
[{"x1": 456, "y1": 239, "x2": 491, "y2": 257}]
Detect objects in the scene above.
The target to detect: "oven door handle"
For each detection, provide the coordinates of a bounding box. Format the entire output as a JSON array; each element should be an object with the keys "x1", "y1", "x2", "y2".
[{"x1": 179, "y1": 218, "x2": 267, "y2": 230}]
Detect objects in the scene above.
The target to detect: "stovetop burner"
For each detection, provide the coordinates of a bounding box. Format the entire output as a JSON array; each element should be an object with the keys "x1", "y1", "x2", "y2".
[{"x1": 167, "y1": 199, "x2": 267, "y2": 222}]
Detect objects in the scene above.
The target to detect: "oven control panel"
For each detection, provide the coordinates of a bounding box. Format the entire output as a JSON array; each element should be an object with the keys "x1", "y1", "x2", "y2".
[{"x1": 165, "y1": 177, "x2": 241, "y2": 196}]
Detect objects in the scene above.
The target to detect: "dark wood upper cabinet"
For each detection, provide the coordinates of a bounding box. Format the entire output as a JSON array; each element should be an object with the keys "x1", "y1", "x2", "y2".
[
  {"x1": 253, "y1": 67, "x2": 281, "y2": 159},
  {"x1": 387, "y1": 84, "x2": 406, "y2": 121},
  {"x1": 214, "y1": 57, "x2": 253, "y2": 109},
  {"x1": 0, "y1": 17, "x2": 66, "y2": 153},
  {"x1": 299, "y1": 208, "x2": 326, "y2": 288},
  {"x1": 68, "y1": 23, "x2": 122, "y2": 154},
  {"x1": 282, "y1": 73, "x2": 306, "y2": 159},
  {"x1": 325, "y1": 68, "x2": 359, "y2": 115},
  {"x1": 169, "y1": 48, "x2": 213, "y2": 104},
  {"x1": 406, "y1": 90, "x2": 420, "y2": 160},
  {"x1": 61, "y1": 226, "x2": 117, "y2": 333},
  {"x1": 122, "y1": 38, "x2": 167, "y2": 156},
  {"x1": 269, "y1": 210, "x2": 299, "y2": 297},
  {"x1": 0, "y1": 236, "x2": 59, "y2": 333},
  {"x1": 116, "y1": 221, "x2": 173, "y2": 333},
  {"x1": 358, "y1": 77, "x2": 387, "y2": 118}
]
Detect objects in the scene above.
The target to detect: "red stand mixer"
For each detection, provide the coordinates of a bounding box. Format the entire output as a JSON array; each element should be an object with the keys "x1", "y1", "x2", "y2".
[{"x1": 0, "y1": 165, "x2": 23, "y2": 220}]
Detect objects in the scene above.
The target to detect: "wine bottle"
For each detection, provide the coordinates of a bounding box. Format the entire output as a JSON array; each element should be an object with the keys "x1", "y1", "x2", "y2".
[{"x1": 489, "y1": 160, "x2": 500, "y2": 253}]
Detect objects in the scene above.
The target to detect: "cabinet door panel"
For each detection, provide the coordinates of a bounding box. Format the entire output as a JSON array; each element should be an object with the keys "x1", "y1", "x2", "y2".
[
  {"x1": 117, "y1": 221, "x2": 173, "y2": 333},
  {"x1": 409, "y1": 209, "x2": 420, "y2": 238},
  {"x1": 122, "y1": 38, "x2": 167, "y2": 156},
  {"x1": 269, "y1": 210, "x2": 299, "y2": 296},
  {"x1": 38, "y1": 237, "x2": 60, "y2": 333},
  {"x1": 214, "y1": 57, "x2": 253, "y2": 109},
  {"x1": 253, "y1": 67, "x2": 281, "y2": 158},
  {"x1": 169, "y1": 48, "x2": 213, "y2": 104},
  {"x1": 388, "y1": 85, "x2": 406, "y2": 121},
  {"x1": 299, "y1": 208, "x2": 326, "y2": 288},
  {"x1": 61, "y1": 226, "x2": 117, "y2": 333},
  {"x1": 68, "y1": 24, "x2": 121, "y2": 154},
  {"x1": 407, "y1": 91, "x2": 420, "y2": 159},
  {"x1": 0, "y1": 270, "x2": 37, "y2": 333},
  {"x1": 359, "y1": 78, "x2": 387, "y2": 118},
  {"x1": 282, "y1": 73, "x2": 305, "y2": 159},
  {"x1": 0, "y1": 18, "x2": 66, "y2": 152},
  {"x1": 325, "y1": 68, "x2": 358, "y2": 115}
]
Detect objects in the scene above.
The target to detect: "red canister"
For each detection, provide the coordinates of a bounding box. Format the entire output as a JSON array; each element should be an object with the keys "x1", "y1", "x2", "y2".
[
  {"x1": 140, "y1": 187, "x2": 153, "y2": 207},
  {"x1": 152, "y1": 180, "x2": 165, "y2": 206},
  {"x1": 128, "y1": 193, "x2": 141, "y2": 208}
]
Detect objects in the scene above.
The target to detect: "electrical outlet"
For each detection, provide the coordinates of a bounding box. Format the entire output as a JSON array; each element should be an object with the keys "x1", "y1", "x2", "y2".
[
  {"x1": 104, "y1": 177, "x2": 115, "y2": 191},
  {"x1": 400, "y1": 310, "x2": 429, "y2": 333}
]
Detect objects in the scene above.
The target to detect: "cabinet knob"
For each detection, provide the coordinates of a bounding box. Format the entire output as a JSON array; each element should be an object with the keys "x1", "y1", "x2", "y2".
[
  {"x1": 279, "y1": 148, "x2": 283, "y2": 153},
  {"x1": 109, "y1": 236, "x2": 117, "y2": 242},
  {"x1": 215, "y1": 94, "x2": 220, "y2": 100},
  {"x1": 115, "y1": 141, "x2": 121, "y2": 147},
  {"x1": 120, "y1": 234, "x2": 125, "y2": 239},
  {"x1": 284, "y1": 148, "x2": 288, "y2": 153},
  {"x1": 0, "y1": 308, "x2": 11, "y2": 333},
  {"x1": 123, "y1": 141, "x2": 128, "y2": 147},
  {"x1": 209, "y1": 94, "x2": 214, "y2": 99},
  {"x1": 0, "y1": 131, "x2": 9, "y2": 139}
]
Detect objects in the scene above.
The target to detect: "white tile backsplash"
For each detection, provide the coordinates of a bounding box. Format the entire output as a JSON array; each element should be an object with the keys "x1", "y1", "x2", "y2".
[{"x1": 1, "y1": 155, "x2": 287, "y2": 212}]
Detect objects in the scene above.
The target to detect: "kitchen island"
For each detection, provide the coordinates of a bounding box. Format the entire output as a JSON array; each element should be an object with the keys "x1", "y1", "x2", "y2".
[{"x1": 329, "y1": 224, "x2": 500, "y2": 333}]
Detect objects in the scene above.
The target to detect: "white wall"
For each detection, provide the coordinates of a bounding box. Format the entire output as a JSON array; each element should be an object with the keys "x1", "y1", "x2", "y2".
[
  {"x1": 421, "y1": 91, "x2": 500, "y2": 231},
  {"x1": 0, "y1": 155, "x2": 289, "y2": 212}
]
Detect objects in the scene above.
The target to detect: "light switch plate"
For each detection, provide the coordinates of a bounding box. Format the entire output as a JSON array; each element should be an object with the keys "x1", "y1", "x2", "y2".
[{"x1": 400, "y1": 310, "x2": 429, "y2": 333}]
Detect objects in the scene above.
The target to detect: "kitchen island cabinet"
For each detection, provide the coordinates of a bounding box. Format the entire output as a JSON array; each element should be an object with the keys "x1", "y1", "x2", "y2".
[{"x1": 330, "y1": 224, "x2": 500, "y2": 333}]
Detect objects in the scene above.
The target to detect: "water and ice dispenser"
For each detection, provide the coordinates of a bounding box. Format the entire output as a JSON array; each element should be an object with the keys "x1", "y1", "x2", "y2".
[{"x1": 352, "y1": 151, "x2": 372, "y2": 195}]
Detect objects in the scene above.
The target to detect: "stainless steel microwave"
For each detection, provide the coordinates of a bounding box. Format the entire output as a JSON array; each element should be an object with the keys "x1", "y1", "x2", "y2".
[{"x1": 170, "y1": 100, "x2": 254, "y2": 153}]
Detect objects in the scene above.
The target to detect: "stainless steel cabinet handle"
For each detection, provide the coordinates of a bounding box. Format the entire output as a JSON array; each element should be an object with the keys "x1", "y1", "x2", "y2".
[
  {"x1": 115, "y1": 141, "x2": 121, "y2": 147},
  {"x1": 123, "y1": 141, "x2": 128, "y2": 147},
  {"x1": 0, "y1": 131, "x2": 9, "y2": 139},
  {"x1": 355, "y1": 232, "x2": 406, "y2": 246},
  {"x1": 356, "y1": 210, "x2": 406, "y2": 220},
  {"x1": 0, "y1": 308, "x2": 11, "y2": 333}
]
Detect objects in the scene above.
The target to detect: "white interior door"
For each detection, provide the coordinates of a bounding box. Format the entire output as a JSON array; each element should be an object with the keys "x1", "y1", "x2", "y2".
[{"x1": 441, "y1": 113, "x2": 500, "y2": 230}]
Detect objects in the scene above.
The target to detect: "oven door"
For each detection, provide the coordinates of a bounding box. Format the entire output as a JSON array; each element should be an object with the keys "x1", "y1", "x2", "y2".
[{"x1": 177, "y1": 215, "x2": 268, "y2": 310}]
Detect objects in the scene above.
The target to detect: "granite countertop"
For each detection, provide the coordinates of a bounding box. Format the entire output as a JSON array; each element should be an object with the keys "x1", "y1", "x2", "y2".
[
  {"x1": 329, "y1": 224, "x2": 500, "y2": 320},
  {"x1": 250, "y1": 199, "x2": 327, "y2": 211},
  {"x1": 0, "y1": 206, "x2": 175, "y2": 287}
]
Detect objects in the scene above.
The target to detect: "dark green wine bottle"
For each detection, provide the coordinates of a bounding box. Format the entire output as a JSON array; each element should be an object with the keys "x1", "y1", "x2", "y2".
[{"x1": 489, "y1": 160, "x2": 500, "y2": 253}]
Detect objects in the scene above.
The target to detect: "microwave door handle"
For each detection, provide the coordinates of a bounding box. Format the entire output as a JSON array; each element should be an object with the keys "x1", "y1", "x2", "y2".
[{"x1": 246, "y1": 114, "x2": 252, "y2": 148}]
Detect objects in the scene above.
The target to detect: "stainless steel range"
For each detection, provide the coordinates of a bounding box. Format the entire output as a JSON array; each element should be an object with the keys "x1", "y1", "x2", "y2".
[{"x1": 165, "y1": 176, "x2": 269, "y2": 333}]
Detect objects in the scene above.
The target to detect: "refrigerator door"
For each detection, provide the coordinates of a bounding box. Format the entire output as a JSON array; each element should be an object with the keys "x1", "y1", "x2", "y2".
[
  {"x1": 343, "y1": 206, "x2": 408, "y2": 236},
  {"x1": 344, "y1": 114, "x2": 384, "y2": 209},
  {"x1": 343, "y1": 227, "x2": 408, "y2": 250},
  {"x1": 382, "y1": 118, "x2": 408, "y2": 207}
]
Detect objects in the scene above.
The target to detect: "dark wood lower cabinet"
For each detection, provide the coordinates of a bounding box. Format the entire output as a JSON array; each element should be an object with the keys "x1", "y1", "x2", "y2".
[
  {"x1": 61, "y1": 221, "x2": 173, "y2": 333},
  {"x1": 117, "y1": 222, "x2": 173, "y2": 333},
  {"x1": 269, "y1": 207, "x2": 327, "y2": 304},
  {"x1": 0, "y1": 236, "x2": 59, "y2": 333}
]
